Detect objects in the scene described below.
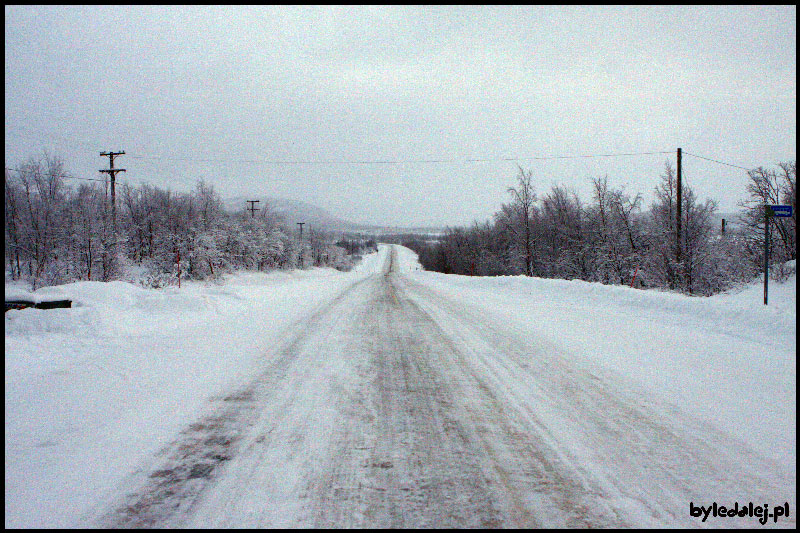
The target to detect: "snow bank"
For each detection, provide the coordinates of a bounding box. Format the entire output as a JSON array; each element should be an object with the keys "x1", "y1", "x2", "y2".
[
  {"x1": 4, "y1": 249, "x2": 386, "y2": 528},
  {"x1": 393, "y1": 244, "x2": 423, "y2": 272},
  {"x1": 404, "y1": 256, "x2": 796, "y2": 472}
]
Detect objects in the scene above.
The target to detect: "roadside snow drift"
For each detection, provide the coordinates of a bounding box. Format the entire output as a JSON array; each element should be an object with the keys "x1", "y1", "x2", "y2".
[
  {"x1": 405, "y1": 265, "x2": 796, "y2": 470},
  {"x1": 5, "y1": 251, "x2": 385, "y2": 528}
]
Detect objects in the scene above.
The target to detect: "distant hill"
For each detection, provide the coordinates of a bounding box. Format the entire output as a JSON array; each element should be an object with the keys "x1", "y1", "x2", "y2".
[
  {"x1": 223, "y1": 196, "x2": 356, "y2": 230},
  {"x1": 222, "y1": 196, "x2": 444, "y2": 236}
]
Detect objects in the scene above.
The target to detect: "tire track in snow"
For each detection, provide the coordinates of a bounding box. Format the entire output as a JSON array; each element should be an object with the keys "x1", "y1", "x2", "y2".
[
  {"x1": 94, "y1": 272, "x2": 375, "y2": 528},
  {"x1": 396, "y1": 273, "x2": 796, "y2": 528},
  {"x1": 307, "y1": 265, "x2": 506, "y2": 527},
  {"x1": 305, "y1": 246, "x2": 618, "y2": 527}
]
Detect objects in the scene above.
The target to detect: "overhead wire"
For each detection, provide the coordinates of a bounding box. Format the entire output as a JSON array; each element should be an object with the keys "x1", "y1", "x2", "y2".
[
  {"x1": 6, "y1": 165, "x2": 171, "y2": 191},
  {"x1": 128, "y1": 150, "x2": 676, "y2": 166},
  {"x1": 6, "y1": 126, "x2": 767, "y2": 172},
  {"x1": 683, "y1": 151, "x2": 755, "y2": 172},
  {"x1": 5, "y1": 167, "x2": 106, "y2": 182},
  {"x1": 9, "y1": 127, "x2": 765, "y2": 198}
]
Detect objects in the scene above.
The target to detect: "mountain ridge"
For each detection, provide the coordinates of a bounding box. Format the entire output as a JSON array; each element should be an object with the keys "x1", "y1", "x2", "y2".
[{"x1": 222, "y1": 196, "x2": 444, "y2": 234}]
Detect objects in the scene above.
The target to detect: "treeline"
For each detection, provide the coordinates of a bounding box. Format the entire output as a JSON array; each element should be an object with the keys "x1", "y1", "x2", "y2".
[
  {"x1": 404, "y1": 161, "x2": 796, "y2": 296},
  {"x1": 336, "y1": 237, "x2": 378, "y2": 256},
  {"x1": 5, "y1": 155, "x2": 375, "y2": 289}
]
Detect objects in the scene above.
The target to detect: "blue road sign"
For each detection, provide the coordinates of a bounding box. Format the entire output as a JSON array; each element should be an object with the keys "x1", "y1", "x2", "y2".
[{"x1": 768, "y1": 205, "x2": 793, "y2": 217}]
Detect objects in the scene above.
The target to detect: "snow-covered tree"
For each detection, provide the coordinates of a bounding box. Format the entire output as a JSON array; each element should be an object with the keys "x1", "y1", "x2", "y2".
[
  {"x1": 498, "y1": 167, "x2": 538, "y2": 276},
  {"x1": 646, "y1": 161, "x2": 718, "y2": 294},
  {"x1": 586, "y1": 176, "x2": 643, "y2": 285},
  {"x1": 738, "y1": 161, "x2": 796, "y2": 270}
]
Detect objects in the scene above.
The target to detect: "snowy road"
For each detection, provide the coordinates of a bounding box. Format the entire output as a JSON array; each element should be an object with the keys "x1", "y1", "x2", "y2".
[{"x1": 95, "y1": 245, "x2": 794, "y2": 528}]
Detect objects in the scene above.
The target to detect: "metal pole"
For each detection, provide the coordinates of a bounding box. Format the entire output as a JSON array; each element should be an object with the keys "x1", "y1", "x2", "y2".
[
  {"x1": 764, "y1": 206, "x2": 770, "y2": 305},
  {"x1": 676, "y1": 147, "x2": 682, "y2": 266}
]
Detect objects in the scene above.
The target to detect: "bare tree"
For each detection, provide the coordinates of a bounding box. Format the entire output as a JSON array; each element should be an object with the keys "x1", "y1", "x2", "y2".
[
  {"x1": 588, "y1": 176, "x2": 643, "y2": 285},
  {"x1": 540, "y1": 185, "x2": 584, "y2": 279},
  {"x1": 649, "y1": 161, "x2": 680, "y2": 290},
  {"x1": 69, "y1": 183, "x2": 107, "y2": 280},
  {"x1": 5, "y1": 168, "x2": 25, "y2": 279},
  {"x1": 12, "y1": 155, "x2": 70, "y2": 287},
  {"x1": 648, "y1": 161, "x2": 718, "y2": 293},
  {"x1": 738, "y1": 161, "x2": 796, "y2": 270},
  {"x1": 680, "y1": 187, "x2": 717, "y2": 294},
  {"x1": 500, "y1": 166, "x2": 537, "y2": 276}
]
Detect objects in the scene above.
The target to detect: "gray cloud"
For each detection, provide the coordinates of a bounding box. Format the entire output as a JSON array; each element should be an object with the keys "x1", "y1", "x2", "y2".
[{"x1": 5, "y1": 5, "x2": 796, "y2": 226}]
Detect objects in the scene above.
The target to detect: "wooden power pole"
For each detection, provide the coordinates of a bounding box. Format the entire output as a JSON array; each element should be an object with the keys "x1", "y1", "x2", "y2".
[
  {"x1": 100, "y1": 151, "x2": 126, "y2": 232},
  {"x1": 297, "y1": 222, "x2": 305, "y2": 268},
  {"x1": 246, "y1": 200, "x2": 260, "y2": 217},
  {"x1": 676, "y1": 147, "x2": 682, "y2": 267}
]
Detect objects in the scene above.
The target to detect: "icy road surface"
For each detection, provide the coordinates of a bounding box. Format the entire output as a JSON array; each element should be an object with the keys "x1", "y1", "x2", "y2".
[{"x1": 87, "y1": 245, "x2": 793, "y2": 528}]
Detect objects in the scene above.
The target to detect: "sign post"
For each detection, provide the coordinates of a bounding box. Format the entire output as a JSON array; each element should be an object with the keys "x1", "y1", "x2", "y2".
[{"x1": 763, "y1": 205, "x2": 793, "y2": 305}]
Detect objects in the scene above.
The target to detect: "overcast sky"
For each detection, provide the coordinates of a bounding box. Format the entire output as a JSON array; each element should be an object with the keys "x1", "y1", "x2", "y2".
[{"x1": 5, "y1": 5, "x2": 796, "y2": 227}]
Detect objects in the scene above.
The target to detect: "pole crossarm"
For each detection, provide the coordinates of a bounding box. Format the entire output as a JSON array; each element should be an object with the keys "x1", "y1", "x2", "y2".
[
  {"x1": 100, "y1": 150, "x2": 126, "y2": 235},
  {"x1": 246, "y1": 200, "x2": 261, "y2": 217}
]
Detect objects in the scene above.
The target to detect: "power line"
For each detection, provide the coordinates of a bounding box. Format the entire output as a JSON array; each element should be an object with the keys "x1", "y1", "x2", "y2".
[
  {"x1": 7, "y1": 126, "x2": 677, "y2": 165},
  {"x1": 129, "y1": 150, "x2": 675, "y2": 166},
  {"x1": 6, "y1": 166, "x2": 191, "y2": 191},
  {"x1": 683, "y1": 152, "x2": 754, "y2": 172},
  {"x1": 4, "y1": 124, "x2": 773, "y2": 171},
  {"x1": 64, "y1": 176, "x2": 107, "y2": 183},
  {"x1": 6, "y1": 167, "x2": 106, "y2": 182},
  {"x1": 468, "y1": 150, "x2": 675, "y2": 163}
]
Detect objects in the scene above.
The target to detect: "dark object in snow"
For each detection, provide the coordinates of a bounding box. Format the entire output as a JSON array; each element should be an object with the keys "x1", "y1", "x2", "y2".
[
  {"x1": 5, "y1": 299, "x2": 72, "y2": 312},
  {"x1": 5, "y1": 300, "x2": 34, "y2": 312}
]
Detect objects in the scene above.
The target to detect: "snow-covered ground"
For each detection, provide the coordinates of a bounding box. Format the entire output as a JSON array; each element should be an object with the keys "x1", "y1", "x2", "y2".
[
  {"x1": 5, "y1": 246, "x2": 795, "y2": 527},
  {"x1": 5, "y1": 253, "x2": 386, "y2": 528},
  {"x1": 405, "y1": 263, "x2": 796, "y2": 471}
]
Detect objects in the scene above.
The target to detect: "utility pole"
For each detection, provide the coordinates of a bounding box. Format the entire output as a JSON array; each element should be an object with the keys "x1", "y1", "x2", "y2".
[
  {"x1": 246, "y1": 200, "x2": 260, "y2": 217},
  {"x1": 99, "y1": 151, "x2": 126, "y2": 232},
  {"x1": 676, "y1": 147, "x2": 682, "y2": 268},
  {"x1": 764, "y1": 206, "x2": 770, "y2": 305},
  {"x1": 762, "y1": 204, "x2": 792, "y2": 305},
  {"x1": 297, "y1": 222, "x2": 305, "y2": 268}
]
